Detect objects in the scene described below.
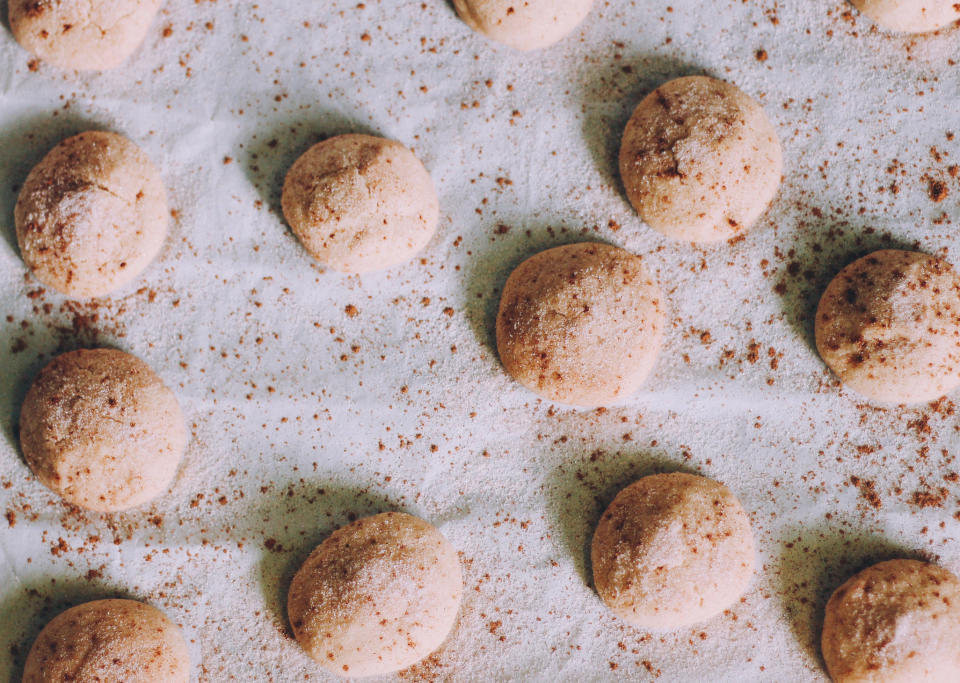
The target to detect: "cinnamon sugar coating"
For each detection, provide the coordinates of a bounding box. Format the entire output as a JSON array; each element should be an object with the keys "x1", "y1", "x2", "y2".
[
  {"x1": 452, "y1": 0, "x2": 595, "y2": 50},
  {"x1": 9, "y1": 0, "x2": 163, "y2": 71},
  {"x1": 23, "y1": 599, "x2": 189, "y2": 682},
  {"x1": 14, "y1": 131, "x2": 168, "y2": 298},
  {"x1": 815, "y1": 250, "x2": 960, "y2": 404},
  {"x1": 619, "y1": 76, "x2": 782, "y2": 243},
  {"x1": 591, "y1": 473, "x2": 755, "y2": 629},
  {"x1": 496, "y1": 242, "x2": 665, "y2": 407},
  {"x1": 287, "y1": 511, "x2": 462, "y2": 677},
  {"x1": 19, "y1": 348, "x2": 186, "y2": 512},
  {"x1": 822, "y1": 559, "x2": 960, "y2": 682},
  {"x1": 281, "y1": 134, "x2": 439, "y2": 274}
]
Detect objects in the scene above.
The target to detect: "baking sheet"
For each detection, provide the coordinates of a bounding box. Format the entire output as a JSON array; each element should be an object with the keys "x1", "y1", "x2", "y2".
[{"x1": 1, "y1": 0, "x2": 959, "y2": 680}]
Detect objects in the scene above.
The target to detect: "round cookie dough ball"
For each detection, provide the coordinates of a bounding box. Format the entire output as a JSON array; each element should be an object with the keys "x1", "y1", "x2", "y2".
[
  {"x1": 815, "y1": 250, "x2": 960, "y2": 404},
  {"x1": 850, "y1": 0, "x2": 960, "y2": 33},
  {"x1": 619, "y1": 76, "x2": 783, "y2": 243},
  {"x1": 591, "y1": 472, "x2": 755, "y2": 629},
  {"x1": 281, "y1": 134, "x2": 439, "y2": 274},
  {"x1": 822, "y1": 559, "x2": 960, "y2": 682},
  {"x1": 495, "y1": 242, "x2": 665, "y2": 407},
  {"x1": 23, "y1": 599, "x2": 189, "y2": 682},
  {"x1": 19, "y1": 348, "x2": 186, "y2": 512},
  {"x1": 287, "y1": 512, "x2": 462, "y2": 677},
  {"x1": 452, "y1": 0, "x2": 594, "y2": 50},
  {"x1": 14, "y1": 131, "x2": 169, "y2": 298},
  {"x1": 9, "y1": 0, "x2": 162, "y2": 71}
]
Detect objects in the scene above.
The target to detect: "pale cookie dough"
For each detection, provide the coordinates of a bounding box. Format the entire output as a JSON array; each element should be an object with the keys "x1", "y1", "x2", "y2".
[
  {"x1": 815, "y1": 250, "x2": 960, "y2": 404},
  {"x1": 287, "y1": 511, "x2": 462, "y2": 678},
  {"x1": 9, "y1": 0, "x2": 163, "y2": 71},
  {"x1": 452, "y1": 0, "x2": 595, "y2": 50},
  {"x1": 591, "y1": 472, "x2": 755, "y2": 629},
  {"x1": 281, "y1": 134, "x2": 439, "y2": 274},
  {"x1": 822, "y1": 559, "x2": 960, "y2": 682},
  {"x1": 619, "y1": 75, "x2": 783, "y2": 243},
  {"x1": 495, "y1": 242, "x2": 665, "y2": 407},
  {"x1": 23, "y1": 599, "x2": 190, "y2": 682},
  {"x1": 19, "y1": 348, "x2": 186, "y2": 512},
  {"x1": 15, "y1": 131, "x2": 169, "y2": 298},
  {"x1": 850, "y1": 0, "x2": 960, "y2": 33}
]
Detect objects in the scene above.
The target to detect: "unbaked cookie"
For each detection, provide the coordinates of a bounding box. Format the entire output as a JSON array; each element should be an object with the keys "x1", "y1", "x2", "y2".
[
  {"x1": 287, "y1": 511, "x2": 462, "y2": 677},
  {"x1": 453, "y1": 0, "x2": 595, "y2": 50},
  {"x1": 19, "y1": 348, "x2": 186, "y2": 512},
  {"x1": 281, "y1": 134, "x2": 439, "y2": 274},
  {"x1": 496, "y1": 242, "x2": 665, "y2": 407},
  {"x1": 815, "y1": 250, "x2": 960, "y2": 404},
  {"x1": 591, "y1": 472, "x2": 755, "y2": 629},
  {"x1": 619, "y1": 76, "x2": 782, "y2": 243},
  {"x1": 822, "y1": 559, "x2": 960, "y2": 682},
  {"x1": 850, "y1": 0, "x2": 960, "y2": 33},
  {"x1": 23, "y1": 599, "x2": 189, "y2": 682},
  {"x1": 9, "y1": 0, "x2": 163, "y2": 71},
  {"x1": 15, "y1": 131, "x2": 169, "y2": 298}
]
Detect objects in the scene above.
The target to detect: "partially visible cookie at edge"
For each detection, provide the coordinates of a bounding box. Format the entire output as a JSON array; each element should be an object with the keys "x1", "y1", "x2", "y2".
[
  {"x1": 822, "y1": 559, "x2": 960, "y2": 682},
  {"x1": 9, "y1": 0, "x2": 163, "y2": 70},
  {"x1": 453, "y1": 0, "x2": 595, "y2": 50}
]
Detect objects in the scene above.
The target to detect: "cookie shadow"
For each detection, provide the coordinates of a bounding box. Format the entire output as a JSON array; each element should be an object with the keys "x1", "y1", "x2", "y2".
[
  {"x1": 543, "y1": 445, "x2": 701, "y2": 589},
  {"x1": 576, "y1": 53, "x2": 704, "y2": 201},
  {"x1": 0, "y1": 112, "x2": 108, "y2": 257},
  {"x1": 0, "y1": 575, "x2": 137, "y2": 683},
  {"x1": 253, "y1": 481, "x2": 400, "y2": 645},
  {"x1": 771, "y1": 220, "x2": 920, "y2": 354},
  {"x1": 462, "y1": 229, "x2": 619, "y2": 365},
  {"x1": 773, "y1": 523, "x2": 929, "y2": 672}
]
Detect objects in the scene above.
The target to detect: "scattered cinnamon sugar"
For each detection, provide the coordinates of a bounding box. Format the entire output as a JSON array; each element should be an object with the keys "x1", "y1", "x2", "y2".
[
  {"x1": 911, "y1": 487, "x2": 948, "y2": 509},
  {"x1": 850, "y1": 476, "x2": 882, "y2": 509},
  {"x1": 929, "y1": 180, "x2": 948, "y2": 202}
]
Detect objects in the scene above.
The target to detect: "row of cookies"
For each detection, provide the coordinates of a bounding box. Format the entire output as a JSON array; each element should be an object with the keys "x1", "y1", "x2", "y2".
[
  {"x1": 8, "y1": 0, "x2": 958, "y2": 74},
  {"x1": 20, "y1": 458, "x2": 960, "y2": 680},
  {"x1": 20, "y1": 72, "x2": 960, "y2": 411}
]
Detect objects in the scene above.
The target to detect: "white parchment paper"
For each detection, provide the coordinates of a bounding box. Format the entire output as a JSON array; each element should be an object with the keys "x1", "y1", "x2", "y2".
[{"x1": 1, "y1": 0, "x2": 959, "y2": 680}]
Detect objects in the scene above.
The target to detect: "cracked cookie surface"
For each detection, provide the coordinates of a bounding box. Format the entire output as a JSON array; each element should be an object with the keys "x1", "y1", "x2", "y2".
[
  {"x1": 822, "y1": 559, "x2": 960, "y2": 682},
  {"x1": 14, "y1": 131, "x2": 168, "y2": 298},
  {"x1": 591, "y1": 473, "x2": 755, "y2": 630},
  {"x1": 281, "y1": 134, "x2": 439, "y2": 274},
  {"x1": 287, "y1": 512, "x2": 462, "y2": 678},
  {"x1": 619, "y1": 76, "x2": 782, "y2": 243}
]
